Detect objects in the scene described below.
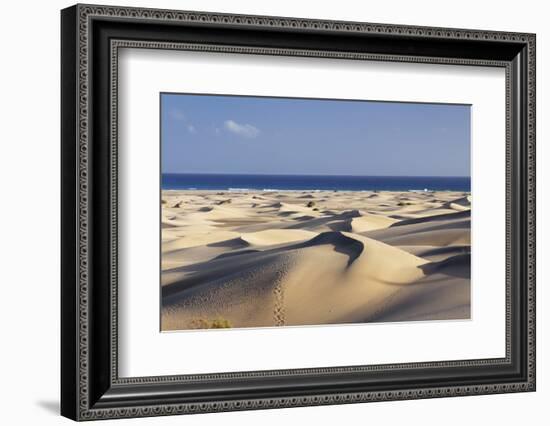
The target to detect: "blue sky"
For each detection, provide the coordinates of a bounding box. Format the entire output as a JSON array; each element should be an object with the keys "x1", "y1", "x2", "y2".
[{"x1": 161, "y1": 93, "x2": 470, "y2": 177}]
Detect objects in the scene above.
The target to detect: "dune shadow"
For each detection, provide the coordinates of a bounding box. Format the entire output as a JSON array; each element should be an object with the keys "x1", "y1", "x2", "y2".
[
  {"x1": 285, "y1": 210, "x2": 361, "y2": 231},
  {"x1": 294, "y1": 215, "x2": 316, "y2": 221},
  {"x1": 418, "y1": 254, "x2": 471, "y2": 279},
  {"x1": 214, "y1": 249, "x2": 261, "y2": 260},
  {"x1": 390, "y1": 210, "x2": 470, "y2": 227},
  {"x1": 295, "y1": 232, "x2": 364, "y2": 267},
  {"x1": 416, "y1": 245, "x2": 470, "y2": 260},
  {"x1": 206, "y1": 238, "x2": 249, "y2": 249},
  {"x1": 326, "y1": 221, "x2": 352, "y2": 232},
  {"x1": 277, "y1": 211, "x2": 298, "y2": 217}
]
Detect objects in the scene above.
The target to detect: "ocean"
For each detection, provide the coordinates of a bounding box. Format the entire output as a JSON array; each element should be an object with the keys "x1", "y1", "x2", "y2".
[{"x1": 161, "y1": 174, "x2": 470, "y2": 192}]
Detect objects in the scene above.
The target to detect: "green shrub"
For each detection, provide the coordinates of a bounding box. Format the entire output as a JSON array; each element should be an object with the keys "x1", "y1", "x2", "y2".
[
  {"x1": 211, "y1": 318, "x2": 232, "y2": 328},
  {"x1": 189, "y1": 317, "x2": 232, "y2": 329}
]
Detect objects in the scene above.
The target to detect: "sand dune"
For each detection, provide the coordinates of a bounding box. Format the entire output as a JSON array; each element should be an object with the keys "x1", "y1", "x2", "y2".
[
  {"x1": 161, "y1": 190, "x2": 471, "y2": 330},
  {"x1": 364, "y1": 210, "x2": 470, "y2": 246},
  {"x1": 241, "y1": 229, "x2": 317, "y2": 246},
  {"x1": 351, "y1": 212, "x2": 399, "y2": 232}
]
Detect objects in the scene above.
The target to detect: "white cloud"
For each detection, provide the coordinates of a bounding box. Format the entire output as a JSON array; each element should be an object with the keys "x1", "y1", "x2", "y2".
[
  {"x1": 169, "y1": 109, "x2": 198, "y2": 134},
  {"x1": 169, "y1": 109, "x2": 186, "y2": 121},
  {"x1": 224, "y1": 120, "x2": 260, "y2": 139}
]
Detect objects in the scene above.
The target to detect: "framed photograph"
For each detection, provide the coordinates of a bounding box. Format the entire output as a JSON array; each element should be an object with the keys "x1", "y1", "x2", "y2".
[{"x1": 61, "y1": 4, "x2": 536, "y2": 421}]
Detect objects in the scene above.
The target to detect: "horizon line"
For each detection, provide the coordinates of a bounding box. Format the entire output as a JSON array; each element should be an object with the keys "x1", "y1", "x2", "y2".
[{"x1": 162, "y1": 172, "x2": 471, "y2": 179}]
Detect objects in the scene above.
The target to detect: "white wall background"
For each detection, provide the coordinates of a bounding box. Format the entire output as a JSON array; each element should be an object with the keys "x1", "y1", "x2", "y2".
[{"x1": 0, "y1": 0, "x2": 546, "y2": 424}]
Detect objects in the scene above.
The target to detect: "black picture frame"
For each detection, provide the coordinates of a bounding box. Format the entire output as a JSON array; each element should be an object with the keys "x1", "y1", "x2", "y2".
[{"x1": 61, "y1": 4, "x2": 536, "y2": 421}]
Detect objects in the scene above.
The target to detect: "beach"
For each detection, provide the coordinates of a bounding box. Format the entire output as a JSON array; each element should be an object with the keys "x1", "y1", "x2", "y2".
[{"x1": 161, "y1": 189, "x2": 471, "y2": 331}]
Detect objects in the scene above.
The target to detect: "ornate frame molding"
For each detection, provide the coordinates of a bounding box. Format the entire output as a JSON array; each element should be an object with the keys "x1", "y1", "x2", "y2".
[{"x1": 61, "y1": 4, "x2": 535, "y2": 421}]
